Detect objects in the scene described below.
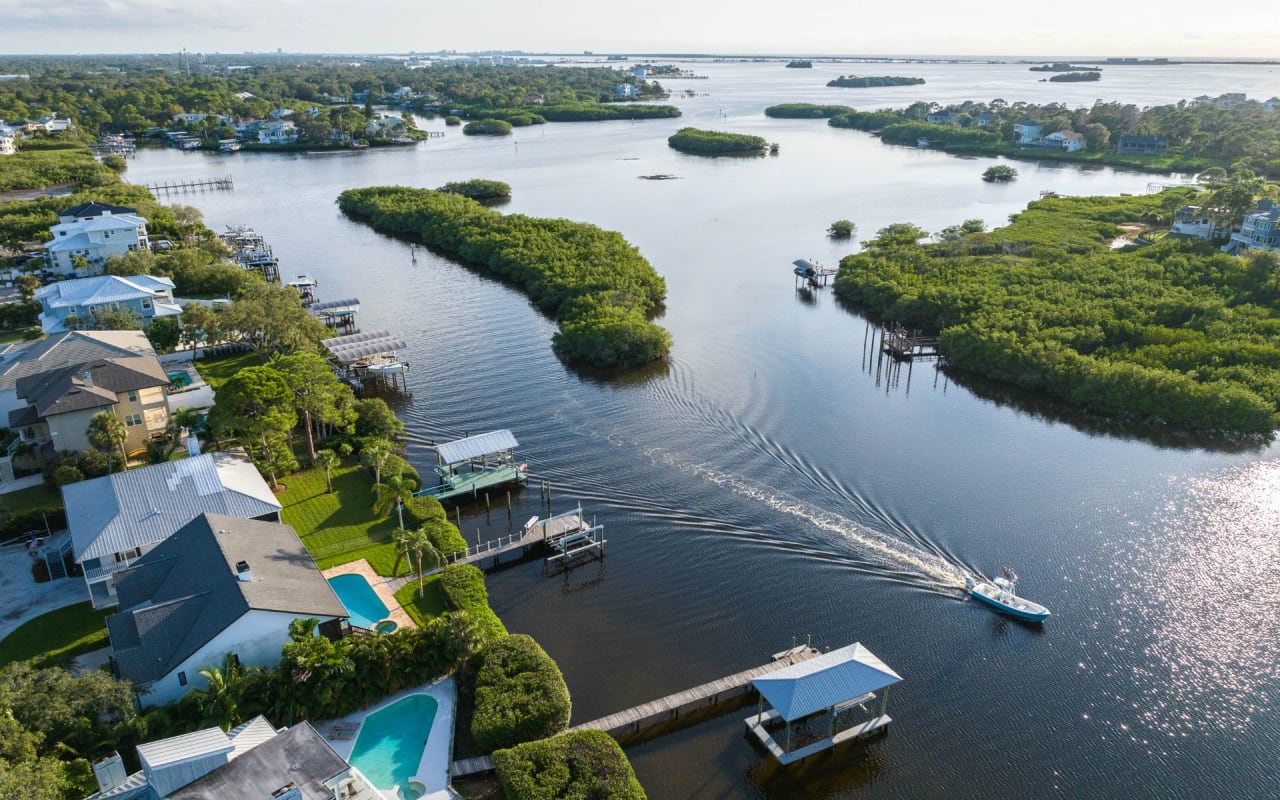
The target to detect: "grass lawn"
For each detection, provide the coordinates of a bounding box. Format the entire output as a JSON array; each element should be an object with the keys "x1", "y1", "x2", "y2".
[
  {"x1": 280, "y1": 460, "x2": 409, "y2": 576},
  {"x1": 193, "y1": 349, "x2": 265, "y2": 390},
  {"x1": 0, "y1": 602, "x2": 111, "y2": 667},
  {"x1": 394, "y1": 576, "x2": 448, "y2": 626},
  {"x1": 0, "y1": 482, "x2": 63, "y2": 515},
  {"x1": 0, "y1": 329, "x2": 34, "y2": 345}
]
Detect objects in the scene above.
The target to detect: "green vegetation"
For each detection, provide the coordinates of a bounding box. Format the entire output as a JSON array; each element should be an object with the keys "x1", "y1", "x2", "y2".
[
  {"x1": 786, "y1": 60, "x2": 813, "y2": 69},
  {"x1": 464, "y1": 119, "x2": 514, "y2": 136},
  {"x1": 493, "y1": 730, "x2": 647, "y2": 800},
  {"x1": 440, "y1": 179, "x2": 512, "y2": 200},
  {"x1": 280, "y1": 460, "x2": 408, "y2": 573},
  {"x1": 0, "y1": 603, "x2": 111, "y2": 668},
  {"x1": 1049, "y1": 72, "x2": 1101, "y2": 82},
  {"x1": 982, "y1": 164, "x2": 1018, "y2": 182},
  {"x1": 764, "y1": 103, "x2": 855, "y2": 119},
  {"x1": 394, "y1": 578, "x2": 448, "y2": 626},
  {"x1": 667, "y1": 127, "x2": 770, "y2": 155},
  {"x1": 472, "y1": 634, "x2": 571, "y2": 752},
  {"x1": 0, "y1": 146, "x2": 116, "y2": 192},
  {"x1": 1030, "y1": 63, "x2": 1100, "y2": 72},
  {"x1": 338, "y1": 186, "x2": 670, "y2": 370},
  {"x1": 445, "y1": 115, "x2": 462, "y2": 126},
  {"x1": 0, "y1": 482, "x2": 65, "y2": 541},
  {"x1": 441, "y1": 565, "x2": 508, "y2": 641},
  {"x1": 828, "y1": 219, "x2": 856, "y2": 238},
  {"x1": 193, "y1": 349, "x2": 264, "y2": 389},
  {"x1": 827, "y1": 75, "x2": 925, "y2": 88},
  {"x1": 834, "y1": 191, "x2": 1280, "y2": 434}
]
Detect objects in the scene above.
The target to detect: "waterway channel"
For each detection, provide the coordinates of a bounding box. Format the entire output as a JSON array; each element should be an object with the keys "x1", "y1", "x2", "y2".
[{"x1": 124, "y1": 59, "x2": 1280, "y2": 798}]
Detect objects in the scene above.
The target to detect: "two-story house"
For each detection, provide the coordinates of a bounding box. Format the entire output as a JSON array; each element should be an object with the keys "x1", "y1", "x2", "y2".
[
  {"x1": 1041, "y1": 130, "x2": 1086, "y2": 152},
  {"x1": 64, "y1": 451, "x2": 282, "y2": 608},
  {"x1": 35, "y1": 274, "x2": 182, "y2": 332},
  {"x1": 9, "y1": 355, "x2": 170, "y2": 460},
  {"x1": 926, "y1": 110, "x2": 959, "y2": 125},
  {"x1": 45, "y1": 203, "x2": 150, "y2": 275},
  {"x1": 1223, "y1": 199, "x2": 1280, "y2": 255},
  {"x1": 257, "y1": 121, "x2": 298, "y2": 144},
  {"x1": 1115, "y1": 135, "x2": 1169, "y2": 155},
  {"x1": 1170, "y1": 206, "x2": 1218, "y2": 240},
  {"x1": 1013, "y1": 121, "x2": 1043, "y2": 144},
  {"x1": 0, "y1": 122, "x2": 16, "y2": 155},
  {"x1": 105, "y1": 513, "x2": 347, "y2": 706}
]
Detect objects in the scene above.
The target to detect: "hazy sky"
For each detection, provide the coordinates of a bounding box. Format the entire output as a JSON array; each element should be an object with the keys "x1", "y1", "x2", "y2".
[{"x1": 2, "y1": 0, "x2": 1277, "y2": 58}]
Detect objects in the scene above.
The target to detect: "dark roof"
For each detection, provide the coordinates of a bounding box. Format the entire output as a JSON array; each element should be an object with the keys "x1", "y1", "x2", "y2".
[
  {"x1": 14, "y1": 356, "x2": 168, "y2": 417},
  {"x1": 106, "y1": 514, "x2": 346, "y2": 686},
  {"x1": 7, "y1": 404, "x2": 40, "y2": 428},
  {"x1": 1117, "y1": 135, "x2": 1168, "y2": 144},
  {"x1": 166, "y1": 722, "x2": 348, "y2": 800},
  {"x1": 0, "y1": 331, "x2": 155, "y2": 392},
  {"x1": 58, "y1": 201, "x2": 138, "y2": 219}
]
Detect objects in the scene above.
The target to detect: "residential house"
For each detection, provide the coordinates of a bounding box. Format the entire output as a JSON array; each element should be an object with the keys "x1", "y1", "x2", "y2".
[
  {"x1": 233, "y1": 91, "x2": 255, "y2": 100},
  {"x1": 105, "y1": 513, "x2": 347, "y2": 705},
  {"x1": 1116, "y1": 135, "x2": 1169, "y2": 155},
  {"x1": 0, "y1": 122, "x2": 15, "y2": 155},
  {"x1": 1263, "y1": 97, "x2": 1280, "y2": 113},
  {"x1": 1013, "y1": 121, "x2": 1043, "y2": 144},
  {"x1": 27, "y1": 114, "x2": 73, "y2": 133},
  {"x1": 633, "y1": 66, "x2": 647, "y2": 78},
  {"x1": 1193, "y1": 92, "x2": 1247, "y2": 109},
  {"x1": 64, "y1": 452, "x2": 282, "y2": 608},
  {"x1": 391, "y1": 86, "x2": 418, "y2": 103},
  {"x1": 45, "y1": 204, "x2": 150, "y2": 275},
  {"x1": 973, "y1": 112, "x2": 996, "y2": 128},
  {"x1": 613, "y1": 83, "x2": 638, "y2": 98},
  {"x1": 171, "y1": 113, "x2": 207, "y2": 124},
  {"x1": 268, "y1": 108, "x2": 294, "y2": 120},
  {"x1": 522, "y1": 93, "x2": 546, "y2": 105},
  {"x1": 1170, "y1": 206, "x2": 1218, "y2": 240},
  {"x1": 10, "y1": 354, "x2": 170, "y2": 459},
  {"x1": 35, "y1": 274, "x2": 181, "y2": 332},
  {"x1": 257, "y1": 121, "x2": 298, "y2": 145},
  {"x1": 85, "y1": 718, "x2": 379, "y2": 800},
  {"x1": 1041, "y1": 130, "x2": 1086, "y2": 152},
  {"x1": 1223, "y1": 199, "x2": 1280, "y2": 255},
  {"x1": 365, "y1": 115, "x2": 404, "y2": 138},
  {"x1": 926, "y1": 110, "x2": 958, "y2": 125}
]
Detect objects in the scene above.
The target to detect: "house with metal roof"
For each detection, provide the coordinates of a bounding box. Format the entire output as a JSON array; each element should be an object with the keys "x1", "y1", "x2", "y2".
[
  {"x1": 45, "y1": 207, "x2": 150, "y2": 276},
  {"x1": 1222, "y1": 198, "x2": 1280, "y2": 255},
  {"x1": 35, "y1": 274, "x2": 182, "y2": 332},
  {"x1": 10, "y1": 354, "x2": 170, "y2": 462},
  {"x1": 64, "y1": 451, "x2": 282, "y2": 608},
  {"x1": 85, "y1": 717, "x2": 378, "y2": 800},
  {"x1": 105, "y1": 513, "x2": 347, "y2": 706}
]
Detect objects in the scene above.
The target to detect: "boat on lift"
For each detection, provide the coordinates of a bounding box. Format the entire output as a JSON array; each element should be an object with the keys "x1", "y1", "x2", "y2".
[{"x1": 965, "y1": 567, "x2": 1050, "y2": 623}]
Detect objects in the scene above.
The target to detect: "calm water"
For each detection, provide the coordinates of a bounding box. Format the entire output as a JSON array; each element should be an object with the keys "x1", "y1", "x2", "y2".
[{"x1": 126, "y1": 61, "x2": 1280, "y2": 798}]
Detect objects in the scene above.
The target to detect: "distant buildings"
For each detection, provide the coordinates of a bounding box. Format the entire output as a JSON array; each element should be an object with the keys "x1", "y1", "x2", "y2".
[
  {"x1": 614, "y1": 83, "x2": 638, "y2": 98},
  {"x1": 1115, "y1": 135, "x2": 1168, "y2": 155},
  {"x1": 1192, "y1": 93, "x2": 1247, "y2": 109},
  {"x1": 0, "y1": 121, "x2": 16, "y2": 155}
]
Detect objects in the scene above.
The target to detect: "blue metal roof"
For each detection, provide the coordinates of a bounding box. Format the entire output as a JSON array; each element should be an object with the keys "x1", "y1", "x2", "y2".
[{"x1": 752, "y1": 642, "x2": 902, "y2": 722}]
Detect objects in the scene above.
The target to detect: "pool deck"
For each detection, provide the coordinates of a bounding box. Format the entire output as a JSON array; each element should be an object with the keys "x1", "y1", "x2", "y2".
[
  {"x1": 322, "y1": 559, "x2": 415, "y2": 633},
  {"x1": 324, "y1": 677, "x2": 456, "y2": 800}
]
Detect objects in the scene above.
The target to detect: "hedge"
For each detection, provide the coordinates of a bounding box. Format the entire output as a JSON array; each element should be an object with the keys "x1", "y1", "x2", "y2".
[
  {"x1": 440, "y1": 565, "x2": 507, "y2": 641},
  {"x1": 493, "y1": 730, "x2": 647, "y2": 800},
  {"x1": 472, "y1": 634, "x2": 571, "y2": 752}
]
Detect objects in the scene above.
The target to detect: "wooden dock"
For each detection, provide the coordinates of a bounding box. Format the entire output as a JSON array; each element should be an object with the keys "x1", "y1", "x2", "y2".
[
  {"x1": 144, "y1": 175, "x2": 234, "y2": 193},
  {"x1": 880, "y1": 323, "x2": 939, "y2": 360}
]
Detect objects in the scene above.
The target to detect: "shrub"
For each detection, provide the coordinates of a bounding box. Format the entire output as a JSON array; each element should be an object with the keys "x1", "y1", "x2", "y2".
[
  {"x1": 493, "y1": 730, "x2": 647, "y2": 800},
  {"x1": 463, "y1": 119, "x2": 514, "y2": 136},
  {"x1": 472, "y1": 634, "x2": 571, "y2": 752},
  {"x1": 445, "y1": 115, "x2": 462, "y2": 126},
  {"x1": 667, "y1": 127, "x2": 768, "y2": 155},
  {"x1": 828, "y1": 219, "x2": 856, "y2": 238},
  {"x1": 439, "y1": 179, "x2": 512, "y2": 200},
  {"x1": 440, "y1": 565, "x2": 507, "y2": 641},
  {"x1": 982, "y1": 165, "x2": 1018, "y2": 182},
  {"x1": 426, "y1": 518, "x2": 468, "y2": 557}
]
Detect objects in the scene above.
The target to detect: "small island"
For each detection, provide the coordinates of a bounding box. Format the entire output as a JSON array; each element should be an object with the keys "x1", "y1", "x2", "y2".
[
  {"x1": 786, "y1": 60, "x2": 813, "y2": 68},
  {"x1": 827, "y1": 75, "x2": 925, "y2": 88},
  {"x1": 1048, "y1": 72, "x2": 1102, "y2": 82},
  {"x1": 439, "y1": 179, "x2": 512, "y2": 200},
  {"x1": 982, "y1": 164, "x2": 1018, "y2": 182},
  {"x1": 1030, "y1": 63, "x2": 1102, "y2": 72},
  {"x1": 668, "y1": 127, "x2": 771, "y2": 155},
  {"x1": 462, "y1": 119, "x2": 514, "y2": 136}
]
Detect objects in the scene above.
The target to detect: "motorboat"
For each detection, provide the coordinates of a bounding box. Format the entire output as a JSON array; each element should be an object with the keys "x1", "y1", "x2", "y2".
[{"x1": 965, "y1": 568, "x2": 1050, "y2": 623}]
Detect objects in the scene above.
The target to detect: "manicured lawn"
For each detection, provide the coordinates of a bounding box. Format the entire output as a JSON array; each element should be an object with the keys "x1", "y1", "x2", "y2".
[
  {"x1": 0, "y1": 602, "x2": 111, "y2": 667},
  {"x1": 279, "y1": 460, "x2": 409, "y2": 576},
  {"x1": 0, "y1": 329, "x2": 33, "y2": 345},
  {"x1": 394, "y1": 576, "x2": 448, "y2": 626},
  {"x1": 0, "y1": 482, "x2": 63, "y2": 514},
  {"x1": 193, "y1": 349, "x2": 264, "y2": 390}
]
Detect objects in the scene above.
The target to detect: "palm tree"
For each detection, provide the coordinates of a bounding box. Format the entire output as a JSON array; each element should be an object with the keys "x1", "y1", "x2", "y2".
[
  {"x1": 314, "y1": 448, "x2": 339, "y2": 493},
  {"x1": 87, "y1": 411, "x2": 128, "y2": 472},
  {"x1": 288, "y1": 616, "x2": 319, "y2": 643},
  {"x1": 395, "y1": 527, "x2": 441, "y2": 598},
  {"x1": 442, "y1": 611, "x2": 486, "y2": 673},
  {"x1": 194, "y1": 653, "x2": 257, "y2": 730},
  {"x1": 373, "y1": 473, "x2": 417, "y2": 530},
  {"x1": 360, "y1": 440, "x2": 392, "y2": 498}
]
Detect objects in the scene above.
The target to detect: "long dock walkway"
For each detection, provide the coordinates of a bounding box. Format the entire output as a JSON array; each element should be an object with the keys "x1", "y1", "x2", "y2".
[{"x1": 448, "y1": 645, "x2": 820, "y2": 778}]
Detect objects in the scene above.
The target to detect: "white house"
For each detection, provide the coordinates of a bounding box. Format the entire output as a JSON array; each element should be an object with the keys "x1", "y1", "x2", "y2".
[
  {"x1": 105, "y1": 513, "x2": 348, "y2": 706},
  {"x1": 614, "y1": 83, "x2": 638, "y2": 98},
  {"x1": 257, "y1": 121, "x2": 297, "y2": 144},
  {"x1": 268, "y1": 108, "x2": 294, "y2": 120},
  {"x1": 45, "y1": 203, "x2": 150, "y2": 275},
  {"x1": 926, "y1": 110, "x2": 959, "y2": 125},
  {"x1": 29, "y1": 115, "x2": 72, "y2": 132},
  {"x1": 1042, "y1": 130, "x2": 1086, "y2": 152},
  {"x1": 35, "y1": 274, "x2": 181, "y2": 332},
  {"x1": 365, "y1": 114, "x2": 405, "y2": 138},
  {"x1": 0, "y1": 123, "x2": 15, "y2": 156},
  {"x1": 1013, "y1": 121, "x2": 1043, "y2": 144},
  {"x1": 64, "y1": 452, "x2": 282, "y2": 608},
  {"x1": 1171, "y1": 206, "x2": 1218, "y2": 240}
]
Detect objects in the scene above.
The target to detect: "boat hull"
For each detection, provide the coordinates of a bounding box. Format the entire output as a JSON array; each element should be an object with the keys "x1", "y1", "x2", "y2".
[{"x1": 969, "y1": 582, "x2": 1051, "y2": 623}]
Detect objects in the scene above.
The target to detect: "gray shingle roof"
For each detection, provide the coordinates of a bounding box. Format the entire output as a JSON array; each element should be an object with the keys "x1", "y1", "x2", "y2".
[
  {"x1": 14, "y1": 356, "x2": 168, "y2": 417},
  {"x1": 167, "y1": 722, "x2": 348, "y2": 800},
  {"x1": 0, "y1": 330, "x2": 154, "y2": 392},
  {"x1": 107, "y1": 513, "x2": 347, "y2": 686},
  {"x1": 66, "y1": 450, "x2": 282, "y2": 562}
]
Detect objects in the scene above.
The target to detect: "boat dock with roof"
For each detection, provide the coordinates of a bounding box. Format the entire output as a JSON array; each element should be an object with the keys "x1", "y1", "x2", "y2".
[
  {"x1": 322, "y1": 330, "x2": 408, "y2": 393},
  {"x1": 309, "y1": 297, "x2": 360, "y2": 333},
  {"x1": 219, "y1": 225, "x2": 280, "y2": 282},
  {"x1": 414, "y1": 430, "x2": 526, "y2": 503},
  {"x1": 793, "y1": 258, "x2": 838, "y2": 288}
]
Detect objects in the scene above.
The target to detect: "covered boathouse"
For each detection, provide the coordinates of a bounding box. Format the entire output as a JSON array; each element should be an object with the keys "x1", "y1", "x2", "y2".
[{"x1": 746, "y1": 642, "x2": 901, "y2": 765}]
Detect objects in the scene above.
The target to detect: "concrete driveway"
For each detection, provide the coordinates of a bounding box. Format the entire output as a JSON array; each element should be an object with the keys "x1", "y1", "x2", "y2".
[{"x1": 0, "y1": 539, "x2": 87, "y2": 642}]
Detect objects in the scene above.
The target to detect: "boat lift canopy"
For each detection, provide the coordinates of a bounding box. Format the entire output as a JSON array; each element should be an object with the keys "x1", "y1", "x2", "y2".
[
  {"x1": 322, "y1": 330, "x2": 406, "y2": 363},
  {"x1": 752, "y1": 642, "x2": 901, "y2": 722},
  {"x1": 434, "y1": 430, "x2": 519, "y2": 466},
  {"x1": 310, "y1": 297, "x2": 361, "y2": 315}
]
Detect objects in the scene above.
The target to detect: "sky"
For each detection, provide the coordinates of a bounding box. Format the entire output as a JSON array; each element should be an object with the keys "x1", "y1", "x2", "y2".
[{"x1": 1, "y1": 0, "x2": 1278, "y2": 58}]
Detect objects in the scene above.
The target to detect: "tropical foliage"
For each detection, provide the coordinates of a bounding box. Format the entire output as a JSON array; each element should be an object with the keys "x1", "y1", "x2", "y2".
[
  {"x1": 463, "y1": 119, "x2": 513, "y2": 136},
  {"x1": 439, "y1": 179, "x2": 512, "y2": 200},
  {"x1": 667, "y1": 127, "x2": 769, "y2": 155},
  {"x1": 826, "y1": 75, "x2": 925, "y2": 88},
  {"x1": 982, "y1": 164, "x2": 1018, "y2": 182},
  {"x1": 440, "y1": 565, "x2": 508, "y2": 641},
  {"x1": 834, "y1": 192, "x2": 1280, "y2": 434},
  {"x1": 338, "y1": 186, "x2": 670, "y2": 369},
  {"x1": 493, "y1": 730, "x2": 647, "y2": 800},
  {"x1": 471, "y1": 634, "x2": 571, "y2": 752}
]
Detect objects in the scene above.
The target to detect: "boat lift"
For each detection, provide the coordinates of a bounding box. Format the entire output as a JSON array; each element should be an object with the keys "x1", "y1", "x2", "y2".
[{"x1": 793, "y1": 258, "x2": 838, "y2": 288}]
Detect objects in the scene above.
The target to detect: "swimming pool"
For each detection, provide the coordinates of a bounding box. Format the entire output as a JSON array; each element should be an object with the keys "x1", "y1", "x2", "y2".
[
  {"x1": 327, "y1": 573, "x2": 391, "y2": 630},
  {"x1": 348, "y1": 693, "x2": 438, "y2": 799}
]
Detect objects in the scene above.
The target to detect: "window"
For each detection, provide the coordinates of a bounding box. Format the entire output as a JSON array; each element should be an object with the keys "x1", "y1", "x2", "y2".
[
  {"x1": 141, "y1": 300, "x2": 151, "y2": 309},
  {"x1": 127, "y1": 391, "x2": 138, "y2": 403},
  {"x1": 178, "y1": 671, "x2": 187, "y2": 686},
  {"x1": 124, "y1": 413, "x2": 142, "y2": 426}
]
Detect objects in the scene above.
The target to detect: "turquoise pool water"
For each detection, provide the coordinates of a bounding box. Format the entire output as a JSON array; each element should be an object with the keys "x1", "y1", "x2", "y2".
[
  {"x1": 327, "y1": 574, "x2": 390, "y2": 630},
  {"x1": 348, "y1": 693, "x2": 438, "y2": 798}
]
